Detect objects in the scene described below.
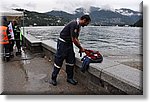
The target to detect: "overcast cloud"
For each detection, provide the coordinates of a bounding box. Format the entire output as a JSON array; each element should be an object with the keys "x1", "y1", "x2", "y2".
[{"x1": 0, "y1": 0, "x2": 143, "y2": 13}]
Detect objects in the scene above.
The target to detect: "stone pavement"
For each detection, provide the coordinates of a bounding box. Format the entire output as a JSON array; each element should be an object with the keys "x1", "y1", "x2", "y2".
[{"x1": 1, "y1": 49, "x2": 109, "y2": 95}]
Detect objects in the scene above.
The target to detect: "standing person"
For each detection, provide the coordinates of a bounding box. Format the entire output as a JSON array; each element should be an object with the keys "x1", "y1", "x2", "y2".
[
  {"x1": 8, "y1": 21, "x2": 15, "y2": 57},
  {"x1": 0, "y1": 17, "x2": 11, "y2": 61},
  {"x1": 12, "y1": 20, "x2": 22, "y2": 55},
  {"x1": 50, "y1": 15, "x2": 91, "y2": 86}
]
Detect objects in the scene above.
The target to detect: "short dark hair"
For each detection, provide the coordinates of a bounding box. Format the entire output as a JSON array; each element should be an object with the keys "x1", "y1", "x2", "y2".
[
  {"x1": 80, "y1": 15, "x2": 91, "y2": 22},
  {"x1": 1, "y1": 16, "x2": 8, "y2": 26}
]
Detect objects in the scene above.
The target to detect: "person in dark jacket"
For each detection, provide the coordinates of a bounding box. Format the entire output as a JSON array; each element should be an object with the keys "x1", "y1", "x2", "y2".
[
  {"x1": 50, "y1": 15, "x2": 91, "y2": 86},
  {"x1": 12, "y1": 20, "x2": 21, "y2": 55}
]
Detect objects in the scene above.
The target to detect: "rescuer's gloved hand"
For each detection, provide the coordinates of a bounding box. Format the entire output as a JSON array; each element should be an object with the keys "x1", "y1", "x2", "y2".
[{"x1": 79, "y1": 47, "x2": 86, "y2": 57}]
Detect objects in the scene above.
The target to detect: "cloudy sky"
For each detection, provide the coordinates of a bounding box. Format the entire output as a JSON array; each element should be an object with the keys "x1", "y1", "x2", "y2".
[{"x1": 0, "y1": 0, "x2": 143, "y2": 13}]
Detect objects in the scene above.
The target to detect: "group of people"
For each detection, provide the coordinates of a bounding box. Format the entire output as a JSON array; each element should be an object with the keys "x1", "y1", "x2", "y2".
[{"x1": 0, "y1": 16, "x2": 22, "y2": 61}]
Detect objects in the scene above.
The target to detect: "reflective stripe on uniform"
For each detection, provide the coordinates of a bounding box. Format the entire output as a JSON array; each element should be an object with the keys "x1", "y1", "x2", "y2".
[
  {"x1": 66, "y1": 63, "x2": 74, "y2": 66},
  {"x1": 59, "y1": 38, "x2": 66, "y2": 42},
  {"x1": 54, "y1": 63, "x2": 61, "y2": 69}
]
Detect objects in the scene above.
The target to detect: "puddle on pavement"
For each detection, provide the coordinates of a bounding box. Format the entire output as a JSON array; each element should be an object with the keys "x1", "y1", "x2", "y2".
[
  {"x1": 24, "y1": 72, "x2": 48, "y2": 91},
  {"x1": 21, "y1": 50, "x2": 32, "y2": 64}
]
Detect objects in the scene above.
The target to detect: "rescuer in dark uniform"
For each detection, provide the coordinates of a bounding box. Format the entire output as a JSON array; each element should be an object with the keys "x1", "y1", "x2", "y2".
[
  {"x1": 12, "y1": 20, "x2": 22, "y2": 55},
  {"x1": 50, "y1": 15, "x2": 91, "y2": 86}
]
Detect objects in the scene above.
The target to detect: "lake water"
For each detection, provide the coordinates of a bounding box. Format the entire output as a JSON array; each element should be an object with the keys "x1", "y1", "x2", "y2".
[{"x1": 24, "y1": 26, "x2": 142, "y2": 58}]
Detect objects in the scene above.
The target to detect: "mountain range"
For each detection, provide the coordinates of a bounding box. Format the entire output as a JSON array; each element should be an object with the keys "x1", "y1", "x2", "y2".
[{"x1": 16, "y1": 6, "x2": 142, "y2": 26}]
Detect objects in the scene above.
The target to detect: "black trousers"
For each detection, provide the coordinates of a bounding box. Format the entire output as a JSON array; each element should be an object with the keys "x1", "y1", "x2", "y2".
[
  {"x1": 15, "y1": 39, "x2": 21, "y2": 52},
  {"x1": 9, "y1": 40, "x2": 14, "y2": 54},
  {"x1": 51, "y1": 39, "x2": 75, "y2": 80},
  {"x1": 1, "y1": 44, "x2": 10, "y2": 57}
]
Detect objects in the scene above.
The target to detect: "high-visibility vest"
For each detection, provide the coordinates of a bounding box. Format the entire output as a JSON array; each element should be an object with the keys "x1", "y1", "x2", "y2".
[{"x1": 0, "y1": 26, "x2": 9, "y2": 44}]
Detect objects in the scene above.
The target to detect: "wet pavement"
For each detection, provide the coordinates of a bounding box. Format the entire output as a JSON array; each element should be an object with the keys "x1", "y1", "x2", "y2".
[{"x1": 2, "y1": 49, "x2": 98, "y2": 95}]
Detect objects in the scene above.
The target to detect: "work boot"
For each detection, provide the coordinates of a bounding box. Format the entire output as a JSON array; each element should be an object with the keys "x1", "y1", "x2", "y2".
[
  {"x1": 50, "y1": 66, "x2": 60, "y2": 86},
  {"x1": 10, "y1": 53, "x2": 14, "y2": 58},
  {"x1": 50, "y1": 79, "x2": 57, "y2": 86},
  {"x1": 66, "y1": 65, "x2": 78, "y2": 85},
  {"x1": 5, "y1": 56, "x2": 10, "y2": 62},
  {"x1": 16, "y1": 51, "x2": 21, "y2": 56},
  {"x1": 67, "y1": 78, "x2": 78, "y2": 85}
]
